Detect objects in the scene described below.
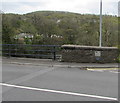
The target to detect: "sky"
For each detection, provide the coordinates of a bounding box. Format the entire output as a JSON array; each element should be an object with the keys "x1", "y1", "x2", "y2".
[{"x1": 1, "y1": 0, "x2": 119, "y2": 16}]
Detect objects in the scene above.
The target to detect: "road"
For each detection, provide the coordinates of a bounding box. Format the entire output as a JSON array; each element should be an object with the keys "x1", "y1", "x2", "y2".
[{"x1": 1, "y1": 60, "x2": 119, "y2": 101}]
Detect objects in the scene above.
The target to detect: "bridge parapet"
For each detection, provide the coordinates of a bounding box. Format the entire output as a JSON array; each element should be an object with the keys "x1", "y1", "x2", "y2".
[{"x1": 61, "y1": 45, "x2": 118, "y2": 63}]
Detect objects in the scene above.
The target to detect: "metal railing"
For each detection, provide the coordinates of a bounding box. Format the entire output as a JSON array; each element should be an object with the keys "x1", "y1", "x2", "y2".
[{"x1": 1, "y1": 44, "x2": 61, "y2": 60}]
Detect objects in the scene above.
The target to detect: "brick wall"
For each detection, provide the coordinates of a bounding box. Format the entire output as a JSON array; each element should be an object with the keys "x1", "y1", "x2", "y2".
[{"x1": 61, "y1": 45, "x2": 118, "y2": 63}]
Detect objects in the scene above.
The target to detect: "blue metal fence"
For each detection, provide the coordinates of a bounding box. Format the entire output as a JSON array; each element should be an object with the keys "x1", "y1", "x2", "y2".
[{"x1": 1, "y1": 44, "x2": 61, "y2": 60}]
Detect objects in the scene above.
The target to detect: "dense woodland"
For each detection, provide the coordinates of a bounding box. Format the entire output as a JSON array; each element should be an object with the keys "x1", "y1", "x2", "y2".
[{"x1": 2, "y1": 11, "x2": 118, "y2": 47}]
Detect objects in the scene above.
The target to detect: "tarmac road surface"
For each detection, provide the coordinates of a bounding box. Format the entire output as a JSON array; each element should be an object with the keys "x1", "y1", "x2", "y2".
[{"x1": 1, "y1": 58, "x2": 119, "y2": 101}]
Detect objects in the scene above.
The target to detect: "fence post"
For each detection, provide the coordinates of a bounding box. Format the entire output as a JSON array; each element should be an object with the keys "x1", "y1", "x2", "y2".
[
  {"x1": 53, "y1": 46, "x2": 56, "y2": 60},
  {"x1": 8, "y1": 44, "x2": 11, "y2": 57}
]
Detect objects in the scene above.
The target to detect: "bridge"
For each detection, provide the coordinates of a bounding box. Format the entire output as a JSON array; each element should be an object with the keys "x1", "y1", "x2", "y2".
[{"x1": 0, "y1": 44, "x2": 119, "y2": 102}]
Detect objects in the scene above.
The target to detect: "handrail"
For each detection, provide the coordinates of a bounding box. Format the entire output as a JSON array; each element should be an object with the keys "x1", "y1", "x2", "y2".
[{"x1": 2, "y1": 44, "x2": 61, "y2": 60}]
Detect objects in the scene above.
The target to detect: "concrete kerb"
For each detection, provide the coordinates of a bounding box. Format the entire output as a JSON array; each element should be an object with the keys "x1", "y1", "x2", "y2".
[
  {"x1": 2, "y1": 57, "x2": 119, "y2": 70},
  {"x1": 5, "y1": 62, "x2": 86, "y2": 69},
  {"x1": 7, "y1": 62, "x2": 119, "y2": 71}
]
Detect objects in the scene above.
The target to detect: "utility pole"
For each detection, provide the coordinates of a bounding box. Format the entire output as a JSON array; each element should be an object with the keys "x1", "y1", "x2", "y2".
[{"x1": 99, "y1": 0, "x2": 102, "y2": 47}]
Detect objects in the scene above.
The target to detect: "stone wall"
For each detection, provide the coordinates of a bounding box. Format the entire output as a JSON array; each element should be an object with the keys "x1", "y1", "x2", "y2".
[{"x1": 61, "y1": 45, "x2": 119, "y2": 63}]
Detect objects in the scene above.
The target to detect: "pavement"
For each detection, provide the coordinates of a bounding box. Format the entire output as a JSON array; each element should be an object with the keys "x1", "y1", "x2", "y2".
[
  {"x1": 2, "y1": 57, "x2": 119, "y2": 69},
  {"x1": 1, "y1": 57, "x2": 119, "y2": 102}
]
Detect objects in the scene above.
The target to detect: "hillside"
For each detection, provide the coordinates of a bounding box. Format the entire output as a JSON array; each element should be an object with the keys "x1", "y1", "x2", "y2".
[{"x1": 2, "y1": 11, "x2": 118, "y2": 47}]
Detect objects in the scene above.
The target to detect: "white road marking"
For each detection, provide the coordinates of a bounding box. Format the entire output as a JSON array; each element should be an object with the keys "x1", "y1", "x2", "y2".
[
  {"x1": 110, "y1": 71, "x2": 120, "y2": 73},
  {"x1": 87, "y1": 68, "x2": 118, "y2": 71},
  {"x1": 2, "y1": 67, "x2": 55, "y2": 93},
  {"x1": 88, "y1": 70, "x2": 104, "y2": 72},
  {"x1": 0, "y1": 83, "x2": 117, "y2": 101}
]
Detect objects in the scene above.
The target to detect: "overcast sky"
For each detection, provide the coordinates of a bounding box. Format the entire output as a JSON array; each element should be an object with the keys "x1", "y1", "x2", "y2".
[{"x1": 1, "y1": 0, "x2": 119, "y2": 16}]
